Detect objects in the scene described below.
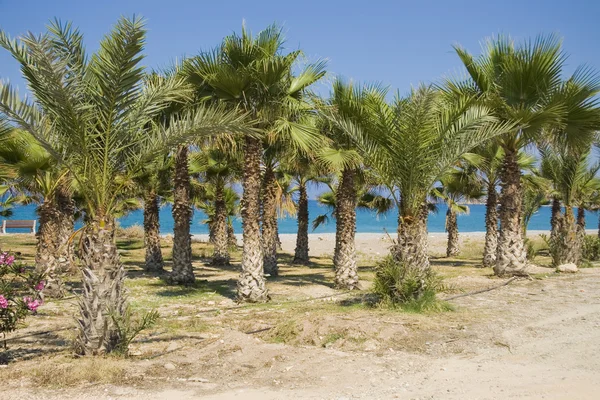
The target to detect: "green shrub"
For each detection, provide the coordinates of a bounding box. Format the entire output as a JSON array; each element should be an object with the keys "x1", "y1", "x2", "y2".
[
  {"x1": 372, "y1": 256, "x2": 450, "y2": 312},
  {"x1": 110, "y1": 305, "x2": 159, "y2": 356},
  {"x1": 581, "y1": 235, "x2": 600, "y2": 262},
  {"x1": 524, "y1": 238, "x2": 538, "y2": 261}
]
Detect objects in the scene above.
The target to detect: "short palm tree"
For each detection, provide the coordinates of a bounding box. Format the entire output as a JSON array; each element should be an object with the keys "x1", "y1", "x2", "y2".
[
  {"x1": 540, "y1": 146, "x2": 600, "y2": 265},
  {"x1": 0, "y1": 130, "x2": 75, "y2": 293},
  {"x1": 189, "y1": 143, "x2": 241, "y2": 265},
  {"x1": 133, "y1": 154, "x2": 173, "y2": 273},
  {"x1": 329, "y1": 84, "x2": 510, "y2": 291},
  {"x1": 450, "y1": 34, "x2": 600, "y2": 276},
  {"x1": 184, "y1": 24, "x2": 325, "y2": 301},
  {"x1": 280, "y1": 151, "x2": 326, "y2": 265},
  {"x1": 0, "y1": 17, "x2": 244, "y2": 354},
  {"x1": 434, "y1": 164, "x2": 484, "y2": 257}
]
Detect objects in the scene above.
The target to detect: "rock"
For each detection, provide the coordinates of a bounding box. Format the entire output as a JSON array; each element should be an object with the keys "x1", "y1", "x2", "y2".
[
  {"x1": 207, "y1": 301, "x2": 216, "y2": 305},
  {"x1": 164, "y1": 363, "x2": 176, "y2": 370},
  {"x1": 557, "y1": 263, "x2": 578, "y2": 273}
]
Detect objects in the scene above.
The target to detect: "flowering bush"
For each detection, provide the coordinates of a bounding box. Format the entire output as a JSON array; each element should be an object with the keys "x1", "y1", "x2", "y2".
[{"x1": 0, "y1": 250, "x2": 44, "y2": 347}]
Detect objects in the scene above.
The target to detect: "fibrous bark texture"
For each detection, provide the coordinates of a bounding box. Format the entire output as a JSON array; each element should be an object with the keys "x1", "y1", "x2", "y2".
[
  {"x1": 75, "y1": 217, "x2": 126, "y2": 356},
  {"x1": 495, "y1": 147, "x2": 527, "y2": 276},
  {"x1": 237, "y1": 136, "x2": 269, "y2": 302},
  {"x1": 293, "y1": 181, "x2": 310, "y2": 264},
  {"x1": 143, "y1": 191, "x2": 164, "y2": 273},
  {"x1": 333, "y1": 168, "x2": 359, "y2": 290},
  {"x1": 211, "y1": 179, "x2": 230, "y2": 266},
  {"x1": 446, "y1": 208, "x2": 460, "y2": 257},
  {"x1": 482, "y1": 182, "x2": 498, "y2": 268},
  {"x1": 261, "y1": 164, "x2": 279, "y2": 276},
  {"x1": 170, "y1": 146, "x2": 195, "y2": 285}
]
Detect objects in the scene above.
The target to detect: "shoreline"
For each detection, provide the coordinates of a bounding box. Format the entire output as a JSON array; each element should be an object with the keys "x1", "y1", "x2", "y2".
[{"x1": 171, "y1": 229, "x2": 598, "y2": 259}]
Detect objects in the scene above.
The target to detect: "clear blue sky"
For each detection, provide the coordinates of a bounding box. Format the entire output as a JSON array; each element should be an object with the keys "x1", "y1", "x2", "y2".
[
  {"x1": 1, "y1": 0, "x2": 599, "y2": 197},
  {"x1": 1, "y1": 0, "x2": 599, "y2": 93}
]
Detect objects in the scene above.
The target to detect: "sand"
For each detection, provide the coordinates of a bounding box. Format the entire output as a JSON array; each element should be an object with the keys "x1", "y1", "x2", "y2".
[{"x1": 190, "y1": 229, "x2": 594, "y2": 259}]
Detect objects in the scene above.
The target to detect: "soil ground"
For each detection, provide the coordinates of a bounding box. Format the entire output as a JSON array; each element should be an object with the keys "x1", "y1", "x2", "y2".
[{"x1": 1, "y1": 232, "x2": 599, "y2": 399}]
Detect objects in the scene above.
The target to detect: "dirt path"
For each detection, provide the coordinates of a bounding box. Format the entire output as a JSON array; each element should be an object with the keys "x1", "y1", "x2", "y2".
[{"x1": 6, "y1": 269, "x2": 599, "y2": 400}]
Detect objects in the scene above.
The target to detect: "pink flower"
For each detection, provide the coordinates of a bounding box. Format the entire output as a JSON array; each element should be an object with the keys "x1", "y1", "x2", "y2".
[
  {"x1": 0, "y1": 295, "x2": 8, "y2": 309},
  {"x1": 23, "y1": 296, "x2": 41, "y2": 312},
  {"x1": 35, "y1": 281, "x2": 45, "y2": 291},
  {"x1": 0, "y1": 252, "x2": 5, "y2": 264},
  {"x1": 5, "y1": 255, "x2": 14, "y2": 265}
]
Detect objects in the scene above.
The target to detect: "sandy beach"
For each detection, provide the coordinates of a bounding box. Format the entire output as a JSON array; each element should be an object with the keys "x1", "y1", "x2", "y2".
[{"x1": 186, "y1": 229, "x2": 598, "y2": 259}]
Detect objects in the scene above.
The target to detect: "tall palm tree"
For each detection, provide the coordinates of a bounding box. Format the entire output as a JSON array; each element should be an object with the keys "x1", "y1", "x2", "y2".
[
  {"x1": 184, "y1": 24, "x2": 325, "y2": 301},
  {"x1": 315, "y1": 79, "x2": 382, "y2": 289},
  {"x1": 450, "y1": 35, "x2": 600, "y2": 276},
  {"x1": 464, "y1": 145, "x2": 537, "y2": 266},
  {"x1": 329, "y1": 84, "x2": 510, "y2": 291},
  {"x1": 0, "y1": 17, "x2": 244, "y2": 354},
  {"x1": 170, "y1": 144, "x2": 196, "y2": 284}
]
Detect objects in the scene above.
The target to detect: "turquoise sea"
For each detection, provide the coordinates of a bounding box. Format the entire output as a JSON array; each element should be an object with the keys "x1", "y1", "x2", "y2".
[{"x1": 2, "y1": 200, "x2": 598, "y2": 234}]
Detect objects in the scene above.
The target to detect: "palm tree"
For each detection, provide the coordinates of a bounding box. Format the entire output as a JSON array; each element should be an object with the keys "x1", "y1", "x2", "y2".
[
  {"x1": 0, "y1": 129, "x2": 75, "y2": 294},
  {"x1": 184, "y1": 24, "x2": 325, "y2": 301},
  {"x1": 0, "y1": 17, "x2": 244, "y2": 354},
  {"x1": 189, "y1": 144, "x2": 241, "y2": 265},
  {"x1": 170, "y1": 144, "x2": 196, "y2": 284},
  {"x1": 464, "y1": 145, "x2": 537, "y2": 266},
  {"x1": 133, "y1": 154, "x2": 172, "y2": 273},
  {"x1": 434, "y1": 164, "x2": 484, "y2": 257},
  {"x1": 315, "y1": 79, "x2": 383, "y2": 289},
  {"x1": 329, "y1": 84, "x2": 510, "y2": 288},
  {"x1": 280, "y1": 152, "x2": 325, "y2": 265},
  {"x1": 312, "y1": 174, "x2": 393, "y2": 232},
  {"x1": 450, "y1": 35, "x2": 600, "y2": 276},
  {"x1": 540, "y1": 146, "x2": 600, "y2": 265}
]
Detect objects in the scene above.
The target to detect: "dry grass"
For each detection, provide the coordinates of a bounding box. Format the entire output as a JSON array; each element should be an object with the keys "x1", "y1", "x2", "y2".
[
  {"x1": 4, "y1": 356, "x2": 139, "y2": 388},
  {"x1": 1, "y1": 231, "x2": 590, "y2": 390}
]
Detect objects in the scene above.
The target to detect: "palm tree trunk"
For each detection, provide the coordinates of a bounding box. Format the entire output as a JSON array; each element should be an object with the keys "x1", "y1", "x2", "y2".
[
  {"x1": 143, "y1": 191, "x2": 163, "y2": 273},
  {"x1": 35, "y1": 185, "x2": 74, "y2": 297},
  {"x1": 238, "y1": 136, "x2": 269, "y2": 302},
  {"x1": 261, "y1": 164, "x2": 279, "y2": 276},
  {"x1": 211, "y1": 179, "x2": 230, "y2": 266},
  {"x1": 482, "y1": 182, "x2": 498, "y2": 268},
  {"x1": 293, "y1": 181, "x2": 310, "y2": 264},
  {"x1": 170, "y1": 146, "x2": 195, "y2": 285},
  {"x1": 552, "y1": 206, "x2": 580, "y2": 266},
  {"x1": 208, "y1": 221, "x2": 216, "y2": 244},
  {"x1": 75, "y1": 216, "x2": 126, "y2": 355},
  {"x1": 446, "y1": 208, "x2": 460, "y2": 257},
  {"x1": 227, "y1": 223, "x2": 237, "y2": 247},
  {"x1": 333, "y1": 168, "x2": 359, "y2": 290},
  {"x1": 495, "y1": 147, "x2": 528, "y2": 276},
  {"x1": 393, "y1": 203, "x2": 430, "y2": 271},
  {"x1": 551, "y1": 197, "x2": 561, "y2": 235},
  {"x1": 35, "y1": 198, "x2": 63, "y2": 296},
  {"x1": 577, "y1": 207, "x2": 586, "y2": 250}
]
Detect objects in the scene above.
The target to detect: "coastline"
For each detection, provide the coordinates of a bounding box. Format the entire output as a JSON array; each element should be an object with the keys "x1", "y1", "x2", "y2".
[{"x1": 175, "y1": 229, "x2": 598, "y2": 259}]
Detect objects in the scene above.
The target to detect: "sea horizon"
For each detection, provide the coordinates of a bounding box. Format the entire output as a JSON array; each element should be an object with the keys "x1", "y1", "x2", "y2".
[{"x1": 3, "y1": 200, "x2": 599, "y2": 235}]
